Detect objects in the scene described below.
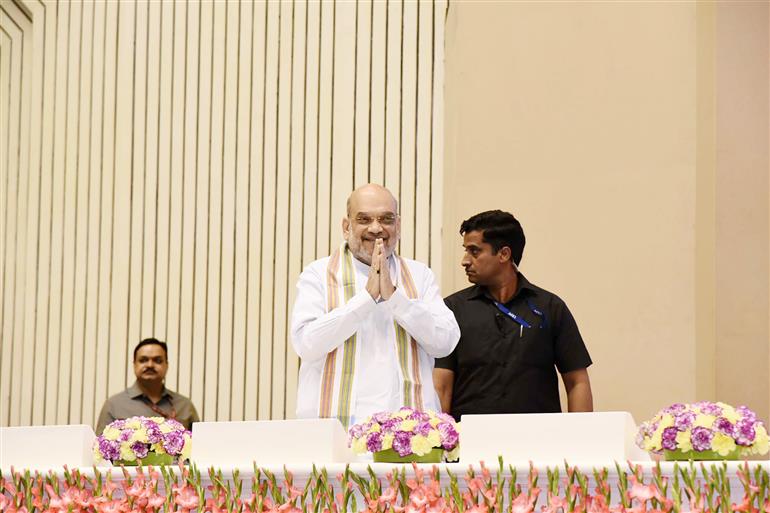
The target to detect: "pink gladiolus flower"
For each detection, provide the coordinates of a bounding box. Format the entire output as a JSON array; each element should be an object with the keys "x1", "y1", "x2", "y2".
[
  {"x1": 380, "y1": 487, "x2": 398, "y2": 505},
  {"x1": 585, "y1": 495, "x2": 611, "y2": 513},
  {"x1": 405, "y1": 503, "x2": 424, "y2": 513},
  {"x1": 173, "y1": 485, "x2": 200, "y2": 513},
  {"x1": 279, "y1": 503, "x2": 302, "y2": 513},
  {"x1": 731, "y1": 495, "x2": 759, "y2": 513},
  {"x1": 465, "y1": 505, "x2": 488, "y2": 513},
  {"x1": 628, "y1": 476, "x2": 660, "y2": 503},
  {"x1": 205, "y1": 497, "x2": 228, "y2": 513},
  {"x1": 542, "y1": 492, "x2": 569, "y2": 513},
  {"x1": 98, "y1": 499, "x2": 128, "y2": 513},
  {"x1": 410, "y1": 489, "x2": 429, "y2": 509},
  {"x1": 510, "y1": 489, "x2": 540, "y2": 513},
  {"x1": 102, "y1": 478, "x2": 118, "y2": 498},
  {"x1": 685, "y1": 488, "x2": 705, "y2": 513},
  {"x1": 146, "y1": 493, "x2": 165, "y2": 510}
]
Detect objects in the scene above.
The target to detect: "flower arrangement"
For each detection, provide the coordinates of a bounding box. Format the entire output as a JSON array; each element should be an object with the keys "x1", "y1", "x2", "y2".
[
  {"x1": 93, "y1": 416, "x2": 192, "y2": 465},
  {"x1": 636, "y1": 401, "x2": 769, "y2": 459},
  {"x1": 3, "y1": 460, "x2": 770, "y2": 513},
  {"x1": 348, "y1": 407, "x2": 459, "y2": 462}
]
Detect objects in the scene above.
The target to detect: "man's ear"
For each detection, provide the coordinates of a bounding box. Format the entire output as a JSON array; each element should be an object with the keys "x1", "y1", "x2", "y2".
[
  {"x1": 498, "y1": 246, "x2": 512, "y2": 263},
  {"x1": 342, "y1": 217, "x2": 351, "y2": 238}
]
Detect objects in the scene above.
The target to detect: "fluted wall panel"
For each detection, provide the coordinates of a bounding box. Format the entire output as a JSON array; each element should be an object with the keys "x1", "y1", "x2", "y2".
[{"x1": 0, "y1": 0, "x2": 446, "y2": 428}]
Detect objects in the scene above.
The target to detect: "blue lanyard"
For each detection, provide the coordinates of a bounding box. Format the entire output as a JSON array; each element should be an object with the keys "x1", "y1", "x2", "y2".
[
  {"x1": 493, "y1": 299, "x2": 548, "y2": 329},
  {"x1": 493, "y1": 301, "x2": 532, "y2": 328}
]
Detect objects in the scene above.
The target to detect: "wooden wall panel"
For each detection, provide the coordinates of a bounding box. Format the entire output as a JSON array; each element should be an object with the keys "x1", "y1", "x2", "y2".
[{"x1": 0, "y1": 0, "x2": 447, "y2": 428}]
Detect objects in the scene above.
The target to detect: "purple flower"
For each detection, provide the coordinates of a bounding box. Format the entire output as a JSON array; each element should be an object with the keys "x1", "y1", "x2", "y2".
[
  {"x1": 119, "y1": 429, "x2": 134, "y2": 442},
  {"x1": 674, "y1": 412, "x2": 696, "y2": 431},
  {"x1": 109, "y1": 419, "x2": 126, "y2": 430},
  {"x1": 392, "y1": 431, "x2": 413, "y2": 457},
  {"x1": 380, "y1": 418, "x2": 400, "y2": 433},
  {"x1": 166, "y1": 419, "x2": 184, "y2": 430},
  {"x1": 661, "y1": 427, "x2": 678, "y2": 451},
  {"x1": 366, "y1": 432, "x2": 383, "y2": 453},
  {"x1": 690, "y1": 426, "x2": 714, "y2": 452},
  {"x1": 437, "y1": 422, "x2": 459, "y2": 450},
  {"x1": 408, "y1": 411, "x2": 429, "y2": 422},
  {"x1": 436, "y1": 412, "x2": 456, "y2": 424},
  {"x1": 635, "y1": 429, "x2": 645, "y2": 449},
  {"x1": 665, "y1": 403, "x2": 687, "y2": 415},
  {"x1": 98, "y1": 437, "x2": 121, "y2": 461},
  {"x1": 372, "y1": 412, "x2": 392, "y2": 424},
  {"x1": 415, "y1": 421, "x2": 432, "y2": 436},
  {"x1": 697, "y1": 401, "x2": 723, "y2": 417},
  {"x1": 736, "y1": 406, "x2": 757, "y2": 422},
  {"x1": 348, "y1": 423, "x2": 366, "y2": 440},
  {"x1": 162, "y1": 431, "x2": 185, "y2": 455},
  {"x1": 131, "y1": 441, "x2": 149, "y2": 459},
  {"x1": 735, "y1": 419, "x2": 756, "y2": 446},
  {"x1": 145, "y1": 424, "x2": 163, "y2": 444},
  {"x1": 714, "y1": 417, "x2": 735, "y2": 437}
]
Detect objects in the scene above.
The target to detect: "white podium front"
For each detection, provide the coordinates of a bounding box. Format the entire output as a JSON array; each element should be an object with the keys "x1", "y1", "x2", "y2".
[
  {"x1": 460, "y1": 411, "x2": 650, "y2": 463},
  {"x1": 0, "y1": 424, "x2": 96, "y2": 471},
  {"x1": 191, "y1": 418, "x2": 355, "y2": 468}
]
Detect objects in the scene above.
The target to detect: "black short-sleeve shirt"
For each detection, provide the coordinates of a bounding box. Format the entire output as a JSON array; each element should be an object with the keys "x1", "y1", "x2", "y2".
[{"x1": 435, "y1": 273, "x2": 592, "y2": 421}]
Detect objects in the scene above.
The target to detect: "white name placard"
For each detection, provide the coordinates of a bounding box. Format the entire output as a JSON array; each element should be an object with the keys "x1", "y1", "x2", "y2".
[
  {"x1": 460, "y1": 411, "x2": 650, "y2": 463},
  {"x1": 191, "y1": 418, "x2": 355, "y2": 468},
  {"x1": 0, "y1": 424, "x2": 97, "y2": 471}
]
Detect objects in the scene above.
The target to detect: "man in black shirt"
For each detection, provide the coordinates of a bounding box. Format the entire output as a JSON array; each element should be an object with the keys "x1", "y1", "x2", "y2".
[{"x1": 434, "y1": 210, "x2": 593, "y2": 421}]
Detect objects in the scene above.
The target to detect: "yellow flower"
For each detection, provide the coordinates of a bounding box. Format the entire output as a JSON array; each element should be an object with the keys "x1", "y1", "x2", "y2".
[
  {"x1": 131, "y1": 428, "x2": 148, "y2": 443},
  {"x1": 411, "y1": 435, "x2": 432, "y2": 456},
  {"x1": 751, "y1": 425, "x2": 769, "y2": 455},
  {"x1": 120, "y1": 444, "x2": 137, "y2": 461},
  {"x1": 159, "y1": 422, "x2": 174, "y2": 434},
  {"x1": 126, "y1": 418, "x2": 141, "y2": 429},
  {"x1": 711, "y1": 433, "x2": 736, "y2": 456},
  {"x1": 649, "y1": 425, "x2": 665, "y2": 450},
  {"x1": 399, "y1": 420, "x2": 417, "y2": 432},
  {"x1": 382, "y1": 434, "x2": 394, "y2": 450},
  {"x1": 367, "y1": 423, "x2": 381, "y2": 434},
  {"x1": 180, "y1": 436, "x2": 193, "y2": 461},
  {"x1": 93, "y1": 445, "x2": 104, "y2": 463},
  {"x1": 429, "y1": 417, "x2": 441, "y2": 427},
  {"x1": 396, "y1": 409, "x2": 411, "y2": 419},
  {"x1": 427, "y1": 430, "x2": 441, "y2": 447},
  {"x1": 658, "y1": 414, "x2": 675, "y2": 429},
  {"x1": 351, "y1": 436, "x2": 368, "y2": 454},
  {"x1": 694, "y1": 414, "x2": 716, "y2": 428},
  {"x1": 102, "y1": 427, "x2": 121, "y2": 441},
  {"x1": 676, "y1": 430, "x2": 692, "y2": 452},
  {"x1": 722, "y1": 408, "x2": 741, "y2": 423}
]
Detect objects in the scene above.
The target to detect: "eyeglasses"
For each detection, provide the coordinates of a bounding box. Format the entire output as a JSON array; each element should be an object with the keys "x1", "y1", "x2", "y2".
[{"x1": 354, "y1": 213, "x2": 398, "y2": 226}]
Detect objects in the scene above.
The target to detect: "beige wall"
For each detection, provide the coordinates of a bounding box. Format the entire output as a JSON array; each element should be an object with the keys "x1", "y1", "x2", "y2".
[
  {"x1": 0, "y1": 0, "x2": 447, "y2": 427},
  {"x1": 714, "y1": 1, "x2": 769, "y2": 423},
  {"x1": 443, "y1": 1, "x2": 770, "y2": 424}
]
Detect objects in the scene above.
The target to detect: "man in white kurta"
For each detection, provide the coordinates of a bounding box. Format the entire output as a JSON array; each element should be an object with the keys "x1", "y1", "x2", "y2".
[{"x1": 291, "y1": 184, "x2": 460, "y2": 427}]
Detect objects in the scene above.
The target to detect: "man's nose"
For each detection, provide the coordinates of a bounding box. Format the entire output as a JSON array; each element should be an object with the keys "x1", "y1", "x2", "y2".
[
  {"x1": 461, "y1": 254, "x2": 471, "y2": 266},
  {"x1": 367, "y1": 220, "x2": 383, "y2": 233}
]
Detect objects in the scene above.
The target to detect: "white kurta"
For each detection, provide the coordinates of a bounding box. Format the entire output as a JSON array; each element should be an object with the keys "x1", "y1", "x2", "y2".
[{"x1": 291, "y1": 253, "x2": 460, "y2": 424}]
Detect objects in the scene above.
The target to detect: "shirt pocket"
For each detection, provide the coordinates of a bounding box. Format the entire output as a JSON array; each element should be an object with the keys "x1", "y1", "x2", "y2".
[{"x1": 517, "y1": 327, "x2": 554, "y2": 367}]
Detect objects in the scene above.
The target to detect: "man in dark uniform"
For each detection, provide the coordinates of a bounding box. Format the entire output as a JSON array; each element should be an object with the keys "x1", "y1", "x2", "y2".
[{"x1": 433, "y1": 210, "x2": 593, "y2": 421}]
